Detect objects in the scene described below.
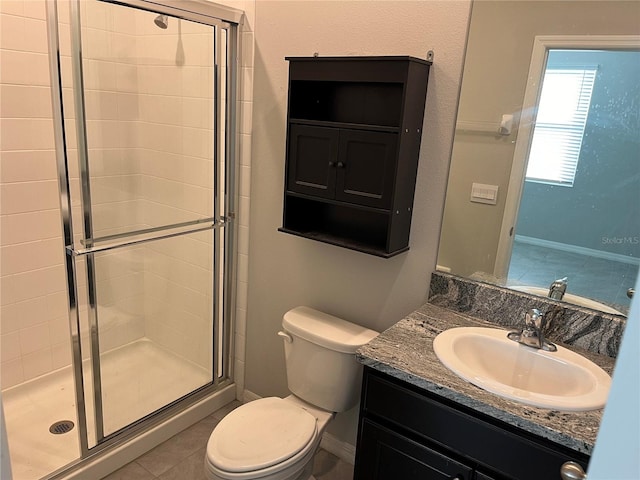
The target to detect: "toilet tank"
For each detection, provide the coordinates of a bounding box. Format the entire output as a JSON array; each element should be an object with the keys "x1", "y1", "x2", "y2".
[{"x1": 281, "y1": 306, "x2": 379, "y2": 412}]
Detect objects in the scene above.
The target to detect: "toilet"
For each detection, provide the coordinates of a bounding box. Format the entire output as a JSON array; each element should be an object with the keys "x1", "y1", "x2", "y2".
[{"x1": 204, "y1": 306, "x2": 378, "y2": 480}]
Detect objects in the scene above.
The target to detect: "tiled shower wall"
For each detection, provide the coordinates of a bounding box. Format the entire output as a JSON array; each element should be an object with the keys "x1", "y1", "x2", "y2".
[
  {"x1": 0, "y1": 0, "x2": 255, "y2": 391},
  {"x1": 1, "y1": 0, "x2": 71, "y2": 388}
]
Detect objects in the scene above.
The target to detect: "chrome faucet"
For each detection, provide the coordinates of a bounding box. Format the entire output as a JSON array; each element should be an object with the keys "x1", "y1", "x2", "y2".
[
  {"x1": 508, "y1": 309, "x2": 557, "y2": 352},
  {"x1": 548, "y1": 277, "x2": 568, "y2": 300}
]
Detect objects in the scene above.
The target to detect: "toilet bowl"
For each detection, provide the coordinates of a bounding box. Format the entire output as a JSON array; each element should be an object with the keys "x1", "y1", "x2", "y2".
[
  {"x1": 205, "y1": 396, "x2": 333, "y2": 480},
  {"x1": 204, "y1": 307, "x2": 378, "y2": 480}
]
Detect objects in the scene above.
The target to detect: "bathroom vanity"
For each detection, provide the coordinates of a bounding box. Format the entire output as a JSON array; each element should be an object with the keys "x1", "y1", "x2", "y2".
[{"x1": 354, "y1": 302, "x2": 616, "y2": 480}]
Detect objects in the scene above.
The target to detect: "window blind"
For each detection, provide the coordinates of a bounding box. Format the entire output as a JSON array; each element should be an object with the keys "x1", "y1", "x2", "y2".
[{"x1": 526, "y1": 67, "x2": 597, "y2": 186}]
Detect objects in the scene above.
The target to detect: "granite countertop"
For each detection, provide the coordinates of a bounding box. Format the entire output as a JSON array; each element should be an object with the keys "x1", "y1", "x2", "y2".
[{"x1": 356, "y1": 303, "x2": 617, "y2": 455}]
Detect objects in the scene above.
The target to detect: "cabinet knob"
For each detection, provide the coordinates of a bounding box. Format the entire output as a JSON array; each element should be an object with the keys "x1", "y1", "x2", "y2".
[
  {"x1": 328, "y1": 161, "x2": 335, "y2": 167},
  {"x1": 337, "y1": 161, "x2": 345, "y2": 168},
  {"x1": 560, "y1": 461, "x2": 587, "y2": 480}
]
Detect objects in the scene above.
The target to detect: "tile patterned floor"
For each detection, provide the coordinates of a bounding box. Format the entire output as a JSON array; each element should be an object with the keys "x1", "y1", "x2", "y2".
[{"x1": 101, "y1": 401, "x2": 354, "y2": 480}]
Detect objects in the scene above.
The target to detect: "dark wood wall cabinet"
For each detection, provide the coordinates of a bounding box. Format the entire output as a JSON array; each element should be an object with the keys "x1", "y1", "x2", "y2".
[
  {"x1": 354, "y1": 368, "x2": 590, "y2": 480},
  {"x1": 279, "y1": 56, "x2": 431, "y2": 258}
]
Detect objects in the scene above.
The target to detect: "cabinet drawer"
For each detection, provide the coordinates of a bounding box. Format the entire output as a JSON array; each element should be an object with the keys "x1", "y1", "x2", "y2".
[
  {"x1": 362, "y1": 369, "x2": 589, "y2": 480},
  {"x1": 356, "y1": 418, "x2": 473, "y2": 480}
]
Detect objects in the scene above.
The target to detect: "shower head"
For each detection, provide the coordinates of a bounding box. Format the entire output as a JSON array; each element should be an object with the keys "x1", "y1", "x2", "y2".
[{"x1": 154, "y1": 14, "x2": 168, "y2": 29}]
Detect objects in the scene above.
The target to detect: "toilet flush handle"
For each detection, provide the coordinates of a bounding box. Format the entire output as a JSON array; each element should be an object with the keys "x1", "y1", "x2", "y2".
[{"x1": 277, "y1": 331, "x2": 293, "y2": 343}]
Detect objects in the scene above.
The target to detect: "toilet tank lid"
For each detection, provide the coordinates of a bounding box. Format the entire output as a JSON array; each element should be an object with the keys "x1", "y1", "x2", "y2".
[{"x1": 283, "y1": 306, "x2": 379, "y2": 354}]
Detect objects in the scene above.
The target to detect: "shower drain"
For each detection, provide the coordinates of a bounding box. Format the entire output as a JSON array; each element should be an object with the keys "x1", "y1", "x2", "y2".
[{"x1": 49, "y1": 420, "x2": 75, "y2": 435}]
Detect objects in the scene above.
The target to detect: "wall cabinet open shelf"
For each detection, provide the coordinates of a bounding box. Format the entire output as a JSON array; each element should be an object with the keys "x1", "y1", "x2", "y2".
[{"x1": 279, "y1": 56, "x2": 431, "y2": 258}]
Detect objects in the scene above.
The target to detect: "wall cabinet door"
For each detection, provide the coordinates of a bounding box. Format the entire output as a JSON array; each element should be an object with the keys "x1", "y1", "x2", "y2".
[
  {"x1": 335, "y1": 129, "x2": 397, "y2": 209},
  {"x1": 475, "y1": 472, "x2": 499, "y2": 480},
  {"x1": 287, "y1": 124, "x2": 339, "y2": 199},
  {"x1": 355, "y1": 419, "x2": 474, "y2": 480}
]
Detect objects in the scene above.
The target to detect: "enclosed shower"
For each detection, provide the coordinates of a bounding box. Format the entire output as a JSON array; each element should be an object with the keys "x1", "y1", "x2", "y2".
[{"x1": 1, "y1": 0, "x2": 241, "y2": 478}]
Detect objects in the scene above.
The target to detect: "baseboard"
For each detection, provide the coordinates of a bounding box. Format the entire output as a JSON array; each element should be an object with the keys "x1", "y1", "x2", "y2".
[
  {"x1": 319, "y1": 432, "x2": 356, "y2": 465},
  {"x1": 242, "y1": 389, "x2": 261, "y2": 403},
  {"x1": 240, "y1": 389, "x2": 356, "y2": 465},
  {"x1": 515, "y1": 235, "x2": 640, "y2": 266}
]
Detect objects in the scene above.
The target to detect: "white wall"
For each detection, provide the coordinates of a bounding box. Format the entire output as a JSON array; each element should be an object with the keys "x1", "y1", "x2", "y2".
[{"x1": 246, "y1": 0, "x2": 471, "y2": 445}]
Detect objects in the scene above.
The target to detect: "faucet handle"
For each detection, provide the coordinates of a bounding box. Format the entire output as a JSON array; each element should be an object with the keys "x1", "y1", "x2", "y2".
[{"x1": 525, "y1": 309, "x2": 544, "y2": 330}]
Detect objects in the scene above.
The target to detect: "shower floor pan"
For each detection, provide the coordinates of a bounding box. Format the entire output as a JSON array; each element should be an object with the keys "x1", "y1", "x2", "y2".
[{"x1": 2, "y1": 338, "x2": 210, "y2": 480}]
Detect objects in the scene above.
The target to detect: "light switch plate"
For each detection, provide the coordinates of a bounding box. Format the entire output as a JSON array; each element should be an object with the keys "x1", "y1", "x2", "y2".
[{"x1": 470, "y1": 183, "x2": 499, "y2": 205}]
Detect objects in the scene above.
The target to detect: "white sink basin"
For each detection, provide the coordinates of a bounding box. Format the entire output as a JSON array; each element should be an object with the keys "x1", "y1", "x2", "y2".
[
  {"x1": 510, "y1": 286, "x2": 623, "y2": 315},
  {"x1": 433, "y1": 327, "x2": 611, "y2": 411}
]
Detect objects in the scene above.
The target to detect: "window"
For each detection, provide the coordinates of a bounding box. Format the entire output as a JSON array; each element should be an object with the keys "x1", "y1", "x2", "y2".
[{"x1": 525, "y1": 66, "x2": 597, "y2": 186}]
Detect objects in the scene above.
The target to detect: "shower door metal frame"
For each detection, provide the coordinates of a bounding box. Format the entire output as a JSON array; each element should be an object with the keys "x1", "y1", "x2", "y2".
[{"x1": 46, "y1": 0, "x2": 242, "y2": 466}]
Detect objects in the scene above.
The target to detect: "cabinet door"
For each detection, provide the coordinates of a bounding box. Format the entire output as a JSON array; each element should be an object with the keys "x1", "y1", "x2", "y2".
[
  {"x1": 475, "y1": 472, "x2": 499, "y2": 480},
  {"x1": 335, "y1": 130, "x2": 397, "y2": 209},
  {"x1": 287, "y1": 124, "x2": 339, "y2": 199},
  {"x1": 355, "y1": 419, "x2": 473, "y2": 480}
]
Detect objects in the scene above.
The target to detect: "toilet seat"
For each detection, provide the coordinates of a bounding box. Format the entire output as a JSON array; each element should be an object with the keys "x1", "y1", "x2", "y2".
[{"x1": 206, "y1": 397, "x2": 319, "y2": 478}]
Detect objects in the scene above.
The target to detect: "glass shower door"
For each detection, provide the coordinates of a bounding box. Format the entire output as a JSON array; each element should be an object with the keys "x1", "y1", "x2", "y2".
[{"x1": 52, "y1": 0, "x2": 235, "y2": 450}]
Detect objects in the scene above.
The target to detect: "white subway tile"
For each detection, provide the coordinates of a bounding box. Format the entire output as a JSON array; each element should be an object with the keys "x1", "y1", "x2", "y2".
[
  {"x1": 0, "y1": 180, "x2": 59, "y2": 215},
  {"x1": 51, "y1": 341, "x2": 71, "y2": 370},
  {"x1": 234, "y1": 359, "x2": 245, "y2": 400},
  {"x1": 0, "y1": 210, "x2": 62, "y2": 245},
  {"x1": 0, "y1": 295, "x2": 48, "y2": 332},
  {"x1": 238, "y1": 194, "x2": 250, "y2": 227},
  {"x1": 239, "y1": 165, "x2": 251, "y2": 197},
  {"x1": 22, "y1": 0, "x2": 46, "y2": 20},
  {"x1": 241, "y1": 66, "x2": 254, "y2": 102},
  {"x1": 0, "y1": 238, "x2": 63, "y2": 275},
  {"x1": 115, "y1": 62, "x2": 138, "y2": 94},
  {"x1": 23, "y1": 17, "x2": 48, "y2": 53},
  {"x1": 240, "y1": 31, "x2": 253, "y2": 67},
  {"x1": 113, "y1": 5, "x2": 136, "y2": 33},
  {"x1": 237, "y1": 253, "x2": 248, "y2": 283},
  {"x1": 0, "y1": 149, "x2": 57, "y2": 182},
  {"x1": 235, "y1": 307, "x2": 246, "y2": 337},
  {"x1": 0, "y1": 50, "x2": 50, "y2": 86},
  {"x1": 1, "y1": 331, "x2": 22, "y2": 362},
  {"x1": 46, "y1": 291, "x2": 68, "y2": 321},
  {"x1": 84, "y1": 90, "x2": 120, "y2": 121},
  {"x1": 19, "y1": 321, "x2": 50, "y2": 354},
  {"x1": 110, "y1": 32, "x2": 137, "y2": 64},
  {"x1": 49, "y1": 315, "x2": 70, "y2": 345},
  {"x1": 116, "y1": 93, "x2": 139, "y2": 121},
  {"x1": 0, "y1": 13, "x2": 24, "y2": 51},
  {"x1": 236, "y1": 280, "x2": 247, "y2": 311},
  {"x1": 239, "y1": 134, "x2": 252, "y2": 166},
  {"x1": 83, "y1": 59, "x2": 118, "y2": 92},
  {"x1": 182, "y1": 156, "x2": 213, "y2": 188},
  {"x1": 1, "y1": 265, "x2": 66, "y2": 305},
  {"x1": 1, "y1": 358, "x2": 24, "y2": 389},
  {"x1": 83, "y1": 27, "x2": 110, "y2": 60},
  {"x1": 240, "y1": 101, "x2": 252, "y2": 135},
  {"x1": 139, "y1": 93, "x2": 182, "y2": 125},
  {"x1": 21, "y1": 347, "x2": 52, "y2": 380},
  {"x1": 0, "y1": 1, "x2": 24, "y2": 17},
  {"x1": 237, "y1": 225, "x2": 249, "y2": 255},
  {"x1": 0, "y1": 118, "x2": 55, "y2": 150}
]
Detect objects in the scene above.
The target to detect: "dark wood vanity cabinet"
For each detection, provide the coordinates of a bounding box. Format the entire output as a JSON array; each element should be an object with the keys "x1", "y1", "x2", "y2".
[
  {"x1": 354, "y1": 368, "x2": 590, "y2": 480},
  {"x1": 280, "y1": 56, "x2": 431, "y2": 258}
]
